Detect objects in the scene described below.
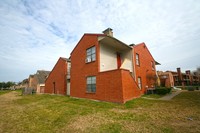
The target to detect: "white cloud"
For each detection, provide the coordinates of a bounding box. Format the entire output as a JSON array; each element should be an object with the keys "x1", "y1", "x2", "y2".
[{"x1": 0, "y1": 0, "x2": 200, "y2": 82}]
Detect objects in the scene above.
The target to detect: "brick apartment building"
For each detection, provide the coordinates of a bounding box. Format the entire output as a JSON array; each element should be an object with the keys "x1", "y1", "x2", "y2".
[
  {"x1": 158, "y1": 67, "x2": 200, "y2": 88},
  {"x1": 45, "y1": 57, "x2": 71, "y2": 95},
  {"x1": 68, "y1": 28, "x2": 158, "y2": 103},
  {"x1": 28, "y1": 70, "x2": 50, "y2": 93},
  {"x1": 157, "y1": 71, "x2": 174, "y2": 88},
  {"x1": 174, "y1": 68, "x2": 199, "y2": 86}
]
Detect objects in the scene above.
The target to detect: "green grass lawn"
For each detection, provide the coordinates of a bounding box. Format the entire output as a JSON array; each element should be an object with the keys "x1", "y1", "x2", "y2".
[{"x1": 0, "y1": 91, "x2": 200, "y2": 133}]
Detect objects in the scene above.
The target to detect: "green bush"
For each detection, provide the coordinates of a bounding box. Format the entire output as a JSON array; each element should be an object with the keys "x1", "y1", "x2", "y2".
[
  {"x1": 155, "y1": 87, "x2": 172, "y2": 95},
  {"x1": 196, "y1": 86, "x2": 200, "y2": 90},
  {"x1": 32, "y1": 89, "x2": 36, "y2": 94},
  {"x1": 187, "y1": 86, "x2": 195, "y2": 91}
]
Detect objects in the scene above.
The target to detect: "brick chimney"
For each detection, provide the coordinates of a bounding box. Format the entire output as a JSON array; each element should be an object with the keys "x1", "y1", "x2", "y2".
[
  {"x1": 185, "y1": 70, "x2": 191, "y2": 75},
  {"x1": 102, "y1": 28, "x2": 113, "y2": 37},
  {"x1": 177, "y1": 67, "x2": 182, "y2": 80},
  {"x1": 194, "y1": 72, "x2": 197, "y2": 75},
  {"x1": 177, "y1": 67, "x2": 184, "y2": 87},
  {"x1": 177, "y1": 68, "x2": 181, "y2": 76}
]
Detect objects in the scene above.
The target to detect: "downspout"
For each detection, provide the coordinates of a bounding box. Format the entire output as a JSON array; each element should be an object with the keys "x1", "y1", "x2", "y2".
[{"x1": 132, "y1": 47, "x2": 137, "y2": 81}]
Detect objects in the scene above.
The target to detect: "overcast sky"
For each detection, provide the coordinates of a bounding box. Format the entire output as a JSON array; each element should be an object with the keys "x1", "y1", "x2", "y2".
[{"x1": 0, "y1": 0, "x2": 200, "y2": 82}]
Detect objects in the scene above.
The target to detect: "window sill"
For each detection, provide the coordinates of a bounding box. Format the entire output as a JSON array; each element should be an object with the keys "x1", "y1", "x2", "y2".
[{"x1": 85, "y1": 60, "x2": 96, "y2": 64}]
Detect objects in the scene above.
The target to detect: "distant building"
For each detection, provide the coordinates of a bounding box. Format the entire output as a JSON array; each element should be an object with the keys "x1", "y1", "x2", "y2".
[
  {"x1": 158, "y1": 67, "x2": 200, "y2": 88},
  {"x1": 157, "y1": 71, "x2": 174, "y2": 88},
  {"x1": 28, "y1": 70, "x2": 50, "y2": 93},
  {"x1": 15, "y1": 79, "x2": 28, "y2": 89}
]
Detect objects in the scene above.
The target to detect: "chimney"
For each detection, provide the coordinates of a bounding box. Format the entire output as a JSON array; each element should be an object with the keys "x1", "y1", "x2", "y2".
[
  {"x1": 185, "y1": 70, "x2": 191, "y2": 75},
  {"x1": 194, "y1": 72, "x2": 197, "y2": 75},
  {"x1": 102, "y1": 28, "x2": 113, "y2": 37},
  {"x1": 177, "y1": 68, "x2": 181, "y2": 73},
  {"x1": 177, "y1": 67, "x2": 182, "y2": 80}
]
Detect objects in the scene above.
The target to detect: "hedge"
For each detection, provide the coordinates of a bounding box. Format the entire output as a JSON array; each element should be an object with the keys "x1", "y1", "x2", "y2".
[{"x1": 155, "y1": 87, "x2": 172, "y2": 95}]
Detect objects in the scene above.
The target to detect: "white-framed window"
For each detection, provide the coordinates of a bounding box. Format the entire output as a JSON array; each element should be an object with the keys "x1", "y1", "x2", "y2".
[
  {"x1": 138, "y1": 77, "x2": 142, "y2": 89},
  {"x1": 87, "y1": 76, "x2": 96, "y2": 93},
  {"x1": 136, "y1": 53, "x2": 140, "y2": 66},
  {"x1": 86, "y1": 46, "x2": 96, "y2": 63}
]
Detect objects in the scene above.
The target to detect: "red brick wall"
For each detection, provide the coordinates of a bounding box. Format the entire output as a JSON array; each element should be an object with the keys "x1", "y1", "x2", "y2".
[
  {"x1": 121, "y1": 70, "x2": 141, "y2": 102},
  {"x1": 133, "y1": 43, "x2": 157, "y2": 94},
  {"x1": 45, "y1": 58, "x2": 67, "y2": 95},
  {"x1": 97, "y1": 70, "x2": 124, "y2": 103},
  {"x1": 70, "y1": 34, "x2": 100, "y2": 98}
]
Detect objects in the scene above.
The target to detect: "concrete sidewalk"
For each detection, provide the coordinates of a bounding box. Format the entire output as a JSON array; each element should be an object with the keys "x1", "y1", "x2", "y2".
[{"x1": 158, "y1": 90, "x2": 183, "y2": 100}]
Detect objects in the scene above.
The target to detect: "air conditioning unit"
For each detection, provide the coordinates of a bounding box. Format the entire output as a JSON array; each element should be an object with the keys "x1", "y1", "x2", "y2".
[{"x1": 85, "y1": 58, "x2": 91, "y2": 63}]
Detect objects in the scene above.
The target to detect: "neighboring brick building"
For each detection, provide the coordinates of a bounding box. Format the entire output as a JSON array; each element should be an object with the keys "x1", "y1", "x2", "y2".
[
  {"x1": 28, "y1": 70, "x2": 50, "y2": 93},
  {"x1": 45, "y1": 57, "x2": 71, "y2": 95},
  {"x1": 172, "y1": 68, "x2": 200, "y2": 86},
  {"x1": 157, "y1": 71, "x2": 174, "y2": 88},
  {"x1": 191, "y1": 72, "x2": 200, "y2": 85},
  {"x1": 70, "y1": 28, "x2": 158, "y2": 103},
  {"x1": 159, "y1": 68, "x2": 200, "y2": 88}
]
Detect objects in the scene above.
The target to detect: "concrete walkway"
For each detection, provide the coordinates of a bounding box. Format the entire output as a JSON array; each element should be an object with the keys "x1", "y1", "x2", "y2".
[{"x1": 158, "y1": 90, "x2": 184, "y2": 100}]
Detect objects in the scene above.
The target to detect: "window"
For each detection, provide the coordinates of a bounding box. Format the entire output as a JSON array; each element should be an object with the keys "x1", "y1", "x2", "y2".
[
  {"x1": 138, "y1": 77, "x2": 142, "y2": 89},
  {"x1": 67, "y1": 63, "x2": 71, "y2": 79},
  {"x1": 151, "y1": 61, "x2": 154, "y2": 70},
  {"x1": 87, "y1": 76, "x2": 96, "y2": 93},
  {"x1": 67, "y1": 63, "x2": 71, "y2": 72},
  {"x1": 136, "y1": 53, "x2": 140, "y2": 66},
  {"x1": 86, "y1": 46, "x2": 96, "y2": 63}
]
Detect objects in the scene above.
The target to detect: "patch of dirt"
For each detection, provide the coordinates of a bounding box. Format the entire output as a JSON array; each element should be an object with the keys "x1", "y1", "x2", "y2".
[
  {"x1": 0, "y1": 91, "x2": 21, "y2": 103},
  {"x1": 61, "y1": 113, "x2": 113, "y2": 132},
  {"x1": 110, "y1": 108, "x2": 130, "y2": 113}
]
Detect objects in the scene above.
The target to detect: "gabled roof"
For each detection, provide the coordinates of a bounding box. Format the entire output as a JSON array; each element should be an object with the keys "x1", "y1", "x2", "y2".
[
  {"x1": 29, "y1": 74, "x2": 34, "y2": 78},
  {"x1": 70, "y1": 33, "x2": 106, "y2": 55},
  {"x1": 35, "y1": 70, "x2": 50, "y2": 84},
  {"x1": 70, "y1": 31, "x2": 160, "y2": 66},
  {"x1": 70, "y1": 33, "x2": 134, "y2": 55},
  {"x1": 98, "y1": 36, "x2": 132, "y2": 52},
  {"x1": 102, "y1": 35, "x2": 132, "y2": 49},
  {"x1": 45, "y1": 57, "x2": 69, "y2": 82},
  {"x1": 133, "y1": 42, "x2": 160, "y2": 65}
]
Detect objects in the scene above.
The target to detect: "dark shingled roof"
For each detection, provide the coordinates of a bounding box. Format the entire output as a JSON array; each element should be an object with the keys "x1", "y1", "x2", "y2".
[{"x1": 35, "y1": 70, "x2": 50, "y2": 84}]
